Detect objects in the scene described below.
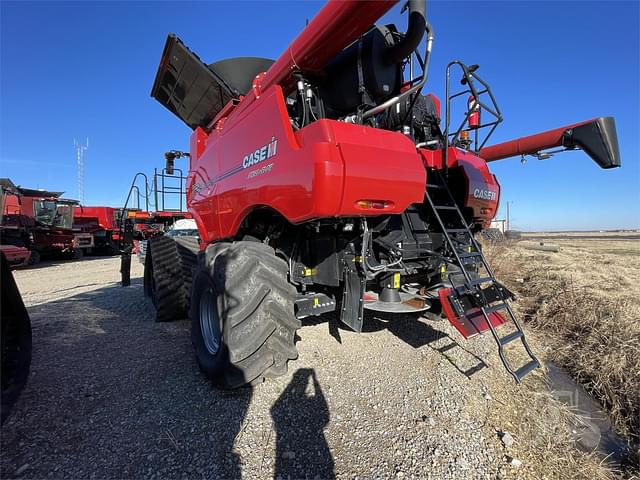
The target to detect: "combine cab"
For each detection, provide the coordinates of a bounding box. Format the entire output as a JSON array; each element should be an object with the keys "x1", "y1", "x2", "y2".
[{"x1": 147, "y1": 0, "x2": 621, "y2": 387}]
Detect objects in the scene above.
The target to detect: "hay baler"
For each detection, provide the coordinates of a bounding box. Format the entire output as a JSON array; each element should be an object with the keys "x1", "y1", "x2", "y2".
[{"x1": 146, "y1": 0, "x2": 620, "y2": 387}]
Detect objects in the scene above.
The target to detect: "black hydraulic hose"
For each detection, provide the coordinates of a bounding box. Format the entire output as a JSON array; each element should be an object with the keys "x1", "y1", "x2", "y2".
[{"x1": 383, "y1": 0, "x2": 427, "y2": 65}]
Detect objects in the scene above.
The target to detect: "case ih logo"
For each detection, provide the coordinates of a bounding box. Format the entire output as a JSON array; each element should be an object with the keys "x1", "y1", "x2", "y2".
[
  {"x1": 473, "y1": 188, "x2": 497, "y2": 201},
  {"x1": 242, "y1": 137, "x2": 278, "y2": 169}
]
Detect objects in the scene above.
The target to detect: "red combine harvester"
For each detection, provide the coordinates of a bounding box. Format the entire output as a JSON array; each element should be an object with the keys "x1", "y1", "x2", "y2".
[
  {"x1": 0, "y1": 179, "x2": 81, "y2": 264},
  {"x1": 120, "y1": 165, "x2": 192, "y2": 239},
  {"x1": 147, "y1": 0, "x2": 620, "y2": 387},
  {"x1": 0, "y1": 180, "x2": 31, "y2": 267},
  {"x1": 73, "y1": 206, "x2": 127, "y2": 256},
  {"x1": 118, "y1": 165, "x2": 195, "y2": 285}
]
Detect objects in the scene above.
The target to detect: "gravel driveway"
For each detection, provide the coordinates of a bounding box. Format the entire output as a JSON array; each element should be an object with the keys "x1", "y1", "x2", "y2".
[{"x1": 0, "y1": 257, "x2": 606, "y2": 479}]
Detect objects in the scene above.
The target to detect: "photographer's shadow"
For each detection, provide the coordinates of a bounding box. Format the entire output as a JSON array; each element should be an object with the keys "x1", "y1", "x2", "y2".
[{"x1": 270, "y1": 368, "x2": 335, "y2": 479}]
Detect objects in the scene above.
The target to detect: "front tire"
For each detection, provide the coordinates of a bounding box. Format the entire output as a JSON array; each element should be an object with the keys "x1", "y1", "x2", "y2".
[{"x1": 190, "y1": 241, "x2": 300, "y2": 388}]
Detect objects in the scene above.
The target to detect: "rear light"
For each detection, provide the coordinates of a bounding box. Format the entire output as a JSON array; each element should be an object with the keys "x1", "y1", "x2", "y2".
[{"x1": 355, "y1": 200, "x2": 394, "y2": 210}]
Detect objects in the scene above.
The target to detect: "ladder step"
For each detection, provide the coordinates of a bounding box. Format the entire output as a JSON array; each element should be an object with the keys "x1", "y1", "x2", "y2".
[
  {"x1": 515, "y1": 360, "x2": 540, "y2": 381},
  {"x1": 446, "y1": 228, "x2": 469, "y2": 233},
  {"x1": 470, "y1": 277, "x2": 494, "y2": 285},
  {"x1": 499, "y1": 330, "x2": 523, "y2": 346},
  {"x1": 435, "y1": 205, "x2": 458, "y2": 210},
  {"x1": 426, "y1": 183, "x2": 445, "y2": 189},
  {"x1": 458, "y1": 251, "x2": 481, "y2": 259},
  {"x1": 484, "y1": 303, "x2": 507, "y2": 314}
]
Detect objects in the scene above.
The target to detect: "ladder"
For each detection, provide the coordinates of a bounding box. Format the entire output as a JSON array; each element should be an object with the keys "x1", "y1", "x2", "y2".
[{"x1": 425, "y1": 169, "x2": 540, "y2": 383}]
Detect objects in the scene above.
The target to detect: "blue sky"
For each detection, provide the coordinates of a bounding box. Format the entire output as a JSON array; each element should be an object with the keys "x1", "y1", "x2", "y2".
[{"x1": 1, "y1": 1, "x2": 638, "y2": 231}]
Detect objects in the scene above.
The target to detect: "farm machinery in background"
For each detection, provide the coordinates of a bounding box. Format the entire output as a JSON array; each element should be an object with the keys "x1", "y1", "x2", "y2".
[
  {"x1": 0, "y1": 180, "x2": 31, "y2": 267},
  {"x1": 0, "y1": 178, "x2": 83, "y2": 265},
  {"x1": 72, "y1": 206, "x2": 127, "y2": 256},
  {"x1": 71, "y1": 164, "x2": 195, "y2": 261},
  {"x1": 145, "y1": 0, "x2": 620, "y2": 388},
  {"x1": 118, "y1": 165, "x2": 195, "y2": 285}
]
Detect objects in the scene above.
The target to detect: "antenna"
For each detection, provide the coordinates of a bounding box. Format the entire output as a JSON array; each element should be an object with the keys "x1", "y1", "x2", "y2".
[{"x1": 74, "y1": 138, "x2": 89, "y2": 204}]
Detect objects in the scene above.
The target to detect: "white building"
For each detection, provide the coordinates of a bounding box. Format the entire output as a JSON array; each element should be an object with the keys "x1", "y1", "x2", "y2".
[{"x1": 490, "y1": 219, "x2": 507, "y2": 233}]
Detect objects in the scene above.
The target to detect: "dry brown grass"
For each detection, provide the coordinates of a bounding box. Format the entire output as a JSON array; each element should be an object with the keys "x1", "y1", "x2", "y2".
[
  {"x1": 483, "y1": 237, "x2": 640, "y2": 469},
  {"x1": 479, "y1": 369, "x2": 620, "y2": 479}
]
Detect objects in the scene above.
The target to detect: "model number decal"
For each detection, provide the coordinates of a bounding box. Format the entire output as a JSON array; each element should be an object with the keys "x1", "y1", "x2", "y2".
[
  {"x1": 473, "y1": 188, "x2": 497, "y2": 201},
  {"x1": 248, "y1": 163, "x2": 274, "y2": 179},
  {"x1": 242, "y1": 137, "x2": 278, "y2": 169}
]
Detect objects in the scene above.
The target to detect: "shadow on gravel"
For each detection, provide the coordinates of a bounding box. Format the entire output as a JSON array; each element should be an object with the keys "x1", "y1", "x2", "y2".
[
  {"x1": 271, "y1": 368, "x2": 334, "y2": 479},
  {"x1": 305, "y1": 311, "x2": 488, "y2": 380},
  {"x1": 366, "y1": 312, "x2": 488, "y2": 378},
  {"x1": 0, "y1": 280, "x2": 253, "y2": 479},
  {"x1": 13, "y1": 255, "x2": 118, "y2": 271}
]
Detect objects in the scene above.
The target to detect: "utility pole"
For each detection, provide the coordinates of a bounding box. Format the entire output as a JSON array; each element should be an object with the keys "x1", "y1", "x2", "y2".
[
  {"x1": 74, "y1": 138, "x2": 89, "y2": 204},
  {"x1": 506, "y1": 201, "x2": 512, "y2": 231}
]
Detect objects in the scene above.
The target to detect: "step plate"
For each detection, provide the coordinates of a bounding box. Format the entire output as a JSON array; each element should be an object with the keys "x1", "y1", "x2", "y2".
[
  {"x1": 438, "y1": 288, "x2": 507, "y2": 339},
  {"x1": 363, "y1": 292, "x2": 431, "y2": 314}
]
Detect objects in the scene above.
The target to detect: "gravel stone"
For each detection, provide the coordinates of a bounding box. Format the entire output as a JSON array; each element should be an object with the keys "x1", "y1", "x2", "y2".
[
  {"x1": 507, "y1": 456, "x2": 523, "y2": 468},
  {"x1": 499, "y1": 431, "x2": 515, "y2": 448}
]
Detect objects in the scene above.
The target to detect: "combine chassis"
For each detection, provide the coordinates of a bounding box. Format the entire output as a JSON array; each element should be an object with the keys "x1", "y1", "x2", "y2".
[{"x1": 141, "y1": 0, "x2": 620, "y2": 388}]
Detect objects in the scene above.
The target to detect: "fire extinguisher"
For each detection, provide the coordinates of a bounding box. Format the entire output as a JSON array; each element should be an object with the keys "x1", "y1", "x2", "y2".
[{"x1": 468, "y1": 95, "x2": 480, "y2": 129}]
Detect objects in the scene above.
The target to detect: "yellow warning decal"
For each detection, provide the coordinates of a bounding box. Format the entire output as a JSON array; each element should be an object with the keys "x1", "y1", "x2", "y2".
[
  {"x1": 393, "y1": 272, "x2": 400, "y2": 289},
  {"x1": 440, "y1": 263, "x2": 447, "y2": 280},
  {"x1": 313, "y1": 297, "x2": 320, "y2": 307}
]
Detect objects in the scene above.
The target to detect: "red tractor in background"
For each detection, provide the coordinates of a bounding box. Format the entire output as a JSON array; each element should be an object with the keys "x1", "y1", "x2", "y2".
[
  {"x1": 146, "y1": 0, "x2": 620, "y2": 388},
  {"x1": 0, "y1": 178, "x2": 82, "y2": 264}
]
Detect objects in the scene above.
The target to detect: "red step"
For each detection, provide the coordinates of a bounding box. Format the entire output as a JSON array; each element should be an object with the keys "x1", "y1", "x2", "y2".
[{"x1": 438, "y1": 287, "x2": 507, "y2": 339}]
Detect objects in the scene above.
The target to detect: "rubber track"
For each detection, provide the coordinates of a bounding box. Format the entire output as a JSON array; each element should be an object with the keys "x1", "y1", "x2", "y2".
[
  {"x1": 148, "y1": 236, "x2": 198, "y2": 322},
  {"x1": 174, "y1": 236, "x2": 199, "y2": 305},
  {"x1": 214, "y1": 241, "x2": 300, "y2": 387}
]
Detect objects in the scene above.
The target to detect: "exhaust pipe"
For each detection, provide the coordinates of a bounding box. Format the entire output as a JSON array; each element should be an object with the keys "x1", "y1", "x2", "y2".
[{"x1": 384, "y1": 0, "x2": 427, "y2": 65}]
